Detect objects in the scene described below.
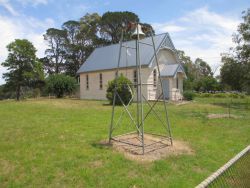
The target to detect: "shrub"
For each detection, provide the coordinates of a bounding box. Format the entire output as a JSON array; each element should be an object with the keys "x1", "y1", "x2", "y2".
[
  {"x1": 33, "y1": 88, "x2": 41, "y2": 98},
  {"x1": 228, "y1": 93, "x2": 239, "y2": 98},
  {"x1": 238, "y1": 93, "x2": 246, "y2": 98},
  {"x1": 0, "y1": 84, "x2": 16, "y2": 100},
  {"x1": 106, "y1": 75, "x2": 133, "y2": 105},
  {"x1": 213, "y1": 93, "x2": 226, "y2": 98},
  {"x1": 183, "y1": 90, "x2": 194, "y2": 101},
  {"x1": 46, "y1": 74, "x2": 77, "y2": 98},
  {"x1": 199, "y1": 93, "x2": 212, "y2": 98}
]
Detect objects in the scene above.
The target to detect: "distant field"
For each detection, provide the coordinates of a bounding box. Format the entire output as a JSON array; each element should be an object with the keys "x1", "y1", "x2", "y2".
[{"x1": 0, "y1": 98, "x2": 249, "y2": 187}]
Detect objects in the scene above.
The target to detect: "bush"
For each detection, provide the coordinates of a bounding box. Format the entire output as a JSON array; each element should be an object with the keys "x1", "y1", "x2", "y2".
[
  {"x1": 199, "y1": 93, "x2": 212, "y2": 98},
  {"x1": 238, "y1": 93, "x2": 246, "y2": 98},
  {"x1": 193, "y1": 76, "x2": 220, "y2": 92},
  {"x1": 228, "y1": 93, "x2": 239, "y2": 98},
  {"x1": 183, "y1": 90, "x2": 194, "y2": 101},
  {"x1": 0, "y1": 84, "x2": 15, "y2": 100},
  {"x1": 213, "y1": 93, "x2": 226, "y2": 98},
  {"x1": 106, "y1": 75, "x2": 133, "y2": 105},
  {"x1": 33, "y1": 88, "x2": 41, "y2": 98},
  {"x1": 46, "y1": 74, "x2": 77, "y2": 98}
]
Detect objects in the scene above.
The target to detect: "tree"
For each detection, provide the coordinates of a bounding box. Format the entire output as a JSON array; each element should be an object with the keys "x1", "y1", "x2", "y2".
[
  {"x1": 0, "y1": 85, "x2": 3, "y2": 100},
  {"x1": 178, "y1": 51, "x2": 194, "y2": 77},
  {"x1": 46, "y1": 74, "x2": 77, "y2": 98},
  {"x1": 42, "y1": 11, "x2": 154, "y2": 77},
  {"x1": 43, "y1": 28, "x2": 67, "y2": 74},
  {"x1": 99, "y1": 11, "x2": 154, "y2": 44},
  {"x1": 1, "y1": 39, "x2": 44, "y2": 100},
  {"x1": 220, "y1": 55, "x2": 243, "y2": 91},
  {"x1": 221, "y1": 9, "x2": 250, "y2": 93},
  {"x1": 177, "y1": 50, "x2": 217, "y2": 91},
  {"x1": 106, "y1": 75, "x2": 133, "y2": 105},
  {"x1": 193, "y1": 76, "x2": 219, "y2": 92},
  {"x1": 194, "y1": 58, "x2": 213, "y2": 78},
  {"x1": 177, "y1": 50, "x2": 196, "y2": 90},
  {"x1": 62, "y1": 20, "x2": 82, "y2": 77},
  {"x1": 62, "y1": 13, "x2": 101, "y2": 77},
  {"x1": 141, "y1": 23, "x2": 155, "y2": 37},
  {"x1": 100, "y1": 11, "x2": 139, "y2": 44}
]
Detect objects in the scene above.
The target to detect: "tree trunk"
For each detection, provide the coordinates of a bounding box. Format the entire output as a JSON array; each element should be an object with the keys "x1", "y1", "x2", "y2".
[{"x1": 16, "y1": 85, "x2": 21, "y2": 101}]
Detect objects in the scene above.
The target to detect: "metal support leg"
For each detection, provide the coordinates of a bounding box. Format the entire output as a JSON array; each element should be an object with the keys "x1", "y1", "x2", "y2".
[
  {"x1": 136, "y1": 24, "x2": 145, "y2": 154},
  {"x1": 150, "y1": 30, "x2": 173, "y2": 145},
  {"x1": 109, "y1": 30, "x2": 124, "y2": 143}
]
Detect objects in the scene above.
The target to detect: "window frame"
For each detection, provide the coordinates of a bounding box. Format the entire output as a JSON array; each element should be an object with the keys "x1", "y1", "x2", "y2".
[
  {"x1": 99, "y1": 73, "x2": 103, "y2": 90},
  {"x1": 86, "y1": 74, "x2": 89, "y2": 90},
  {"x1": 176, "y1": 77, "x2": 179, "y2": 89},
  {"x1": 153, "y1": 69, "x2": 157, "y2": 87},
  {"x1": 133, "y1": 70, "x2": 137, "y2": 88}
]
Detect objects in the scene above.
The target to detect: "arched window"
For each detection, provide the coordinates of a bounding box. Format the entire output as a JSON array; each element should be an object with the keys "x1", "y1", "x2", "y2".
[
  {"x1": 99, "y1": 73, "x2": 103, "y2": 90},
  {"x1": 86, "y1": 75, "x2": 89, "y2": 90},
  {"x1": 153, "y1": 69, "x2": 157, "y2": 87},
  {"x1": 133, "y1": 70, "x2": 137, "y2": 88}
]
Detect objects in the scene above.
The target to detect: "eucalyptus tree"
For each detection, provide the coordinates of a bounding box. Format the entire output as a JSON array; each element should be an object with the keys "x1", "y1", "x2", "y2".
[
  {"x1": 194, "y1": 58, "x2": 213, "y2": 78},
  {"x1": 43, "y1": 11, "x2": 155, "y2": 77},
  {"x1": 43, "y1": 28, "x2": 67, "y2": 74},
  {"x1": 221, "y1": 9, "x2": 250, "y2": 92},
  {"x1": 62, "y1": 13, "x2": 101, "y2": 77},
  {"x1": 177, "y1": 50, "x2": 196, "y2": 90},
  {"x1": 1, "y1": 39, "x2": 44, "y2": 100},
  {"x1": 99, "y1": 11, "x2": 154, "y2": 44},
  {"x1": 62, "y1": 20, "x2": 82, "y2": 76}
]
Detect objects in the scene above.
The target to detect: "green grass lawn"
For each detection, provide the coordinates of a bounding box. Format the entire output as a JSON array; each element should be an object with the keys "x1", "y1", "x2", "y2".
[{"x1": 0, "y1": 97, "x2": 249, "y2": 187}]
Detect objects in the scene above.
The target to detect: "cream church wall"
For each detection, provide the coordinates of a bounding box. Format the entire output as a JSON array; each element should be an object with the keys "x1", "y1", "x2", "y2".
[
  {"x1": 79, "y1": 48, "x2": 184, "y2": 101},
  {"x1": 79, "y1": 68, "x2": 151, "y2": 100}
]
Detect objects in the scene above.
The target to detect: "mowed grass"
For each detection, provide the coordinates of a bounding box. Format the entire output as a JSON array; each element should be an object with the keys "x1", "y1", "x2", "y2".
[{"x1": 0, "y1": 97, "x2": 249, "y2": 188}]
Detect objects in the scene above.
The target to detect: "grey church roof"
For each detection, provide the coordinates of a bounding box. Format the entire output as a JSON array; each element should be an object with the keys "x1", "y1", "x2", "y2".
[
  {"x1": 77, "y1": 33, "x2": 176, "y2": 74},
  {"x1": 160, "y1": 64, "x2": 187, "y2": 78}
]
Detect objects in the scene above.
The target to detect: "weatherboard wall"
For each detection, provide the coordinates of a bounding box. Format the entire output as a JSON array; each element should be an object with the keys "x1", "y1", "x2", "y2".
[{"x1": 79, "y1": 68, "x2": 150, "y2": 100}]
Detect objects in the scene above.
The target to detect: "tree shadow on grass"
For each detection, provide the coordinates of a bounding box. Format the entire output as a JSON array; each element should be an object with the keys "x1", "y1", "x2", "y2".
[{"x1": 91, "y1": 141, "x2": 112, "y2": 149}]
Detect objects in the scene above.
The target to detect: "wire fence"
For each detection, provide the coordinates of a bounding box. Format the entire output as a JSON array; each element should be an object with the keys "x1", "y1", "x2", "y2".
[{"x1": 196, "y1": 145, "x2": 250, "y2": 188}]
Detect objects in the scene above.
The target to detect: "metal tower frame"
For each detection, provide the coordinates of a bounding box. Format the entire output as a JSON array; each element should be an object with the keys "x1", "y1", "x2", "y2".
[{"x1": 109, "y1": 23, "x2": 173, "y2": 155}]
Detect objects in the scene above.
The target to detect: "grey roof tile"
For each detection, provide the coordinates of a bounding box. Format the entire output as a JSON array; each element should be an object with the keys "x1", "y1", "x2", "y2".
[
  {"x1": 160, "y1": 64, "x2": 186, "y2": 78},
  {"x1": 77, "y1": 33, "x2": 175, "y2": 73}
]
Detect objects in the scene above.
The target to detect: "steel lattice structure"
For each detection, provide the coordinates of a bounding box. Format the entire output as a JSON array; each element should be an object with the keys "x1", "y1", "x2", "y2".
[{"x1": 108, "y1": 23, "x2": 173, "y2": 155}]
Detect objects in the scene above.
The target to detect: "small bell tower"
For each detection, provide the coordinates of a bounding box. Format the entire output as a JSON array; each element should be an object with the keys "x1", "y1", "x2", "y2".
[{"x1": 109, "y1": 22, "x2": 173, "y2": 155}]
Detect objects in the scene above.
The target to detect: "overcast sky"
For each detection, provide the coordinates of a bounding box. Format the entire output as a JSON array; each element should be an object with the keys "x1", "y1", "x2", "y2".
[{"x1": 0, "y1": 0, "x2": 249, "y2": 84}]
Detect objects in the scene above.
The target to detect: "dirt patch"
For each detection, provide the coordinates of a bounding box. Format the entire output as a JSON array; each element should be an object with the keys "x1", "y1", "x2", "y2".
[
  {"x1": 207, "y1": 113, "x2": 241, "y2": 119},
  {"x1": 0, "y1": 159, "x2": 15, "y2": 175},
  {"x1": 104, "y1": 134, "x2": 194, "y2": 162},
  {"x1": 193, "y1": 166, "x2": 207, "y2": 173},
  {"x1": 87, "y1": 160, "x2": 103, "y2": 168}
]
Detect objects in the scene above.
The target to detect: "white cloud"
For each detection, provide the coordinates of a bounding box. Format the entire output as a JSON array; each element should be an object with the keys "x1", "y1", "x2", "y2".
[
  {"x1": 154, "y1": 23, "x2": 186, "y2": 33},
  {"x1": 0, "y1": 0, "x2": 48, "y2": 18},
  {"x1": 0, "y1": 14, "x2": 54, "y2": 84},
  {"x1": 180, "y1": 7, "x2": 238, "y2": 31},
  {"x1": 0, "y1": 0, "x2": 19, "y2": 16},
  {"x1": 152, "y1": 7, "x2": 240, "y2": 75},
  {"x1": 17, "y1": 0, "x2": 48, "y2": 7}
]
